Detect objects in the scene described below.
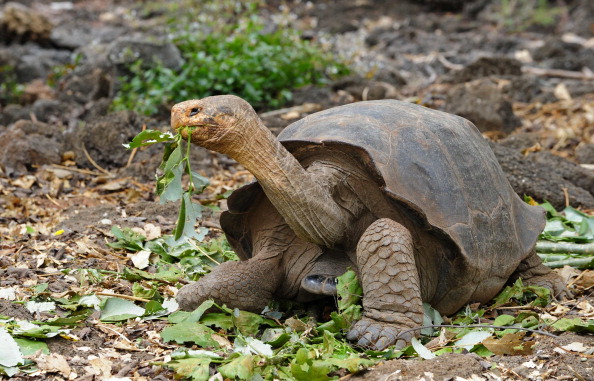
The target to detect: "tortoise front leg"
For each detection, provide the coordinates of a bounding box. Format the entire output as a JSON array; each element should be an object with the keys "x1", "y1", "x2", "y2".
[
  {"x1": 176, "y1": 256, "x2": 282, "y2": 313},
  {"x1": 347, "y1": 218, "x2": 424, "y2": 350}
]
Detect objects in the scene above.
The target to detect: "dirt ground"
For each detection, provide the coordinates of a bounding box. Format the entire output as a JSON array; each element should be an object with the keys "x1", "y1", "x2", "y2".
[{"x1": 1, "y1": 0, "x2": 594, "y2": 380}]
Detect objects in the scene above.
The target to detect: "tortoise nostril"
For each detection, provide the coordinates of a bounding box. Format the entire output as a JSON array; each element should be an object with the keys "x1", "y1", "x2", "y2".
[{"x1": 190, "y1": 107, "x2": 201, "y2": 116}]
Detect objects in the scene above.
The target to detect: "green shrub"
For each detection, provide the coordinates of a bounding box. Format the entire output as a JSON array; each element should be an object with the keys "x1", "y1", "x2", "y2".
[
  {"x1": 113, "y1": 4, "x2": 350, "y2": 115},
  {"x1": 0, "y1": 65, "x2": 24, "y2": 106},
  {"x1": 495, "y1": 0, "x2": 563, "y2": 31}
]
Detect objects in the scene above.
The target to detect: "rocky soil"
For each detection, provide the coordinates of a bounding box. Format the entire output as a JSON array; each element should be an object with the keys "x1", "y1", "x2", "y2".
[{"x1": 1, "y1": 0, "x2": 593, "y2": 380}]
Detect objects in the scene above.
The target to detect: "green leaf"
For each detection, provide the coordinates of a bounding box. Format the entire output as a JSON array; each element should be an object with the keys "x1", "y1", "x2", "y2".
[
  {"x1": 337, "y1": 269, "x2": 362, "y2": 312},
  {"x1": 493, "y1": 314, "x2": 515, "y2": 327},
  {"x1": 201, "y1": 313, "x2": 234, "y2": 330},
  {"x1": 455, "y1": 330, "x2": 492, "y2": 351},
  {"x1": 261, "y1": 328, "x2": 291, "y2": 348},
  {"x1": 165, "y1": 357, "x2": 212, "y2": 381},
  {"x1": 43, "y1": 309, "x2": 93, "y2": 326},
  {"x1": 232, "y1": 309, "x2": 273, "y2": 336},
  {"x1": 0, "y1": 327, "x2": 23, "y2": 367},
  {"x1": 13, "y1": 338, "x2": 49, "y2": 356},
  {"x1": 107, "y1": 226, "x2": 146, "y2": 251},
  {"x1": 126, "y1": 129, "x2": 175, "y2": 149},
  {"x1": 100, "y1": 298, "x2": 145, "y2": 321},
  {"x1": 492, "y1": 278, "x2": 550, "y2": 307},
  {"x1": 157, "y1": 160, "x2": 184, "y2": 203},
  {"x1": 189, "y1": 171, "x2": 210, "y2": 195},
  {"x1": 422, "y1": 303, "x2": 443, "y2": 336},
  {"x1": 122, "y1": 266, "x2": 183, "y2": 283},
  {"x1": 549, "y1": 318, "x2": 594, "y2": 334},
  {"x1": 173, "y1": 193, "x2": 205, "y2": 241},
  {"x1": 411, "y1": 337, "x2": 436, "y2": 359},
  {"x1": 12, "y1": 322, "x2": 66, "y2": 339},
  {"x1": 161, "y1": 321, "x2": 219, "y2": 347},
  {"x1": 290, "y1": 356, "x2": 332, "y2": 381},
  {"x1": 218, "y1": 354, "x2": 255, "y2": 379},
  {"x1": 539, "y1": 201, "x2": 559, "y2": 217},
  {"x1": 186, "y1": 300, "x2": 215, "y2": 322},
  {"x1": 326, "y1": 356, "x2": 376, "y2": 373}
]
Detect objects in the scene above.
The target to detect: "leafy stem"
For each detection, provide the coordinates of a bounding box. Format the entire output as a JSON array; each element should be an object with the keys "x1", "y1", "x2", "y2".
[{"x1": 127, "y1": 127, "x2": 209, "y2": 242}]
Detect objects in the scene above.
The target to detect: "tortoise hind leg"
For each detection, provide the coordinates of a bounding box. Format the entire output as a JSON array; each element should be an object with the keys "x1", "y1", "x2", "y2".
[
  {"x1": 347, "y1": 218, "x2": 423, "y2": 350},
  {"x1": 509, "y1": 250, "x2": 571, "y2": 299}
]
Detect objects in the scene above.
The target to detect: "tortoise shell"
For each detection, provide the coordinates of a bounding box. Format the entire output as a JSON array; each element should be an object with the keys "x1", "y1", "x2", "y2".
[{"x1": 220, "y1": 100, "x2": 544, "y2": 307}]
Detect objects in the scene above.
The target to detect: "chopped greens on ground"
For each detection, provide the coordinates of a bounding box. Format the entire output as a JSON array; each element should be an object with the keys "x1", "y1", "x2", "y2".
[{"x1": 534, "y1": 200, "x2": 594, "y2": 268}]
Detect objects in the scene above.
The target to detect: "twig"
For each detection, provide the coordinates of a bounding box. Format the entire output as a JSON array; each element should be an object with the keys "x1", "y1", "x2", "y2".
[
  {"x1": 188, "y1": 241, "x2": 220, "y2": 265},
  {"x1": 568, "y1": 270, "x2": 587, "y2": 288},
  {"x1": 49, "y1": 164, "x2": 104, "y2": 176},
  {"x1": 436, "y1": 54, "x2": 463, "y2": 70},
  {"x1": 566, "y1": 364, "x2": 586, "y2": 381},
  {"x1": 82, "y1": 142, "x2": 112, "y2": 176},
  {"x1": 563, "y1": 187, "x2": 570, "y2": 208},
  {"x1": 396, "y1": 324, "x2": 558, "y2": 339},
  {"x1": 126, "y1": 124, "x2": 146, "y2": 168},
  {"x1": 555, "y1": 345, "x2": 594, "y2": 360},
  {"x1": 96, "y1": 323, "x2": 133, "y2": 343},
  {"x1": 523, "y1": 66, "x2": 594, "y2": 80},
  {"x1": 95, "y1": 292, "x2": 150, "y2": 303},
  {"x1": 44, "y1": 193, "x2": 61, "y2": 207}
]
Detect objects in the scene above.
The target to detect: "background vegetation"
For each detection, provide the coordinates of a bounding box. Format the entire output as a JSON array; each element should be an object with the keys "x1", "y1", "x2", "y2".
[{"x1": 112, "y1": 0, "x2": 350, "y2": 116}]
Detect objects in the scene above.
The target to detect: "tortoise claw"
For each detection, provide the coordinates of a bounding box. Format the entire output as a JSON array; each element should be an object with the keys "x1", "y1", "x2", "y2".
[{"x1": 347, "y1": 317, "x2": 413, "y2": 351}]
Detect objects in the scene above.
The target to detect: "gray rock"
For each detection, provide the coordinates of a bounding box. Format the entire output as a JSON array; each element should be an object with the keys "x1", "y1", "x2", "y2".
[
  {"x1": 533, "y1": 38, "x2": 594, "y2": 71},
  {"x1": 445, "y1": 56, "x2": 522, "y2": 84},
  {"x1": 108, "y1": 37, "x2": 184, "y2": 71},
  {"x1": 0, "y1": 44, "x2": 72, "y2": 83},
  {"x1": 0, "y1": 104, "x2": 32, "y2": 126},
  {"x1": 445, "y1": 78, "x2": 521, "y2": 133},
  {"x1": 31, "y1": 99, "x2": 69, "y2": 123},
  {"x1": 0, "y1": 119, "x2": 64, "y2": 176},
  {"x1": 576, "y1": 143, "x2": 594, "y2": 165},
  {"x1": 57, "y1": 65, "x2": 112, "y2": 105},
  {"x1": 64, "y1": 110, "x2": 144, "y2": 170}
]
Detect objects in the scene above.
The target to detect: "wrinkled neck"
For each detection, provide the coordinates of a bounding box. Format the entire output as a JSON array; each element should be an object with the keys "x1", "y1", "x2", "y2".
[{"x1": 230, "y1": 120, "x2": 347, "y2": 248}]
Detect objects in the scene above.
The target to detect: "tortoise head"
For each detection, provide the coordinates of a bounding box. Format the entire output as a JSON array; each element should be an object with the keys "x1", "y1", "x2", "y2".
[{"x1": 170, "y1": 95, "x2": 261, "y2": 155}]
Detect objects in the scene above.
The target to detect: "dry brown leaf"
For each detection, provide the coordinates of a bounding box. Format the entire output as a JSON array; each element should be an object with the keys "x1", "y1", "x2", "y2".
[
  {"x1": 574, "y1": 269, "x2": 594, "y2": 289},
  {"x1": 482, "y1": 332, "x2": 535, "y2": 356},
  {"x1": 33, "y1": 353, "x2": 73, "y2": 377},
  {"x1": 212, "y1": 333, "x2": 233, "y2": 349},
  {"x1": 86, "y1": 356, "x2": 113, "y2": 378}
]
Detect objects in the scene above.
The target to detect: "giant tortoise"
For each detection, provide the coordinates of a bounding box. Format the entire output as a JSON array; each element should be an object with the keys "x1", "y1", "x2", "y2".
[{"x1": 171, "y1": 95, "x2": 565, "y2": 350}]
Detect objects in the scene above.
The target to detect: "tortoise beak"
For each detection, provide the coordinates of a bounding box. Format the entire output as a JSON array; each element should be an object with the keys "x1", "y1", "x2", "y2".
[{"x1": 170, "y1": 104, "x2": 182, "y2": 131}]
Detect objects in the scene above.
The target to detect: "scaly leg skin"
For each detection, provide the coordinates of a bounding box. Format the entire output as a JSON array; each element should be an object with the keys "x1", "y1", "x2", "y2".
[
  {"x1": 176, "y1": 256, "x2": 282, "y2": 313},
  {"x1": 347, "y1": 218, "x2": 424, "y2": 350},
  {"x1": 510, "y1": 250, "x2": 572, "y2": 299}
]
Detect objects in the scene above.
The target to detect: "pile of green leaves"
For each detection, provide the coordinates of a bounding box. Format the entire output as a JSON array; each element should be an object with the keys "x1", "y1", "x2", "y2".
[
  {"x1": 112, "y1": 0, "x2": 350, "y2": 116},
  {"x1": 535, "y1": 201, "x2": 594, "y2": 269},
  {"x1": 160, "y1": 270, "x2": 381, "y2": 380}
]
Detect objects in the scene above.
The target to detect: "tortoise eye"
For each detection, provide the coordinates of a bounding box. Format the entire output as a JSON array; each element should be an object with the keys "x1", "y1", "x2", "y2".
[{"x1": 189, "y1": 107, "x2": 201, "y2": 116}]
